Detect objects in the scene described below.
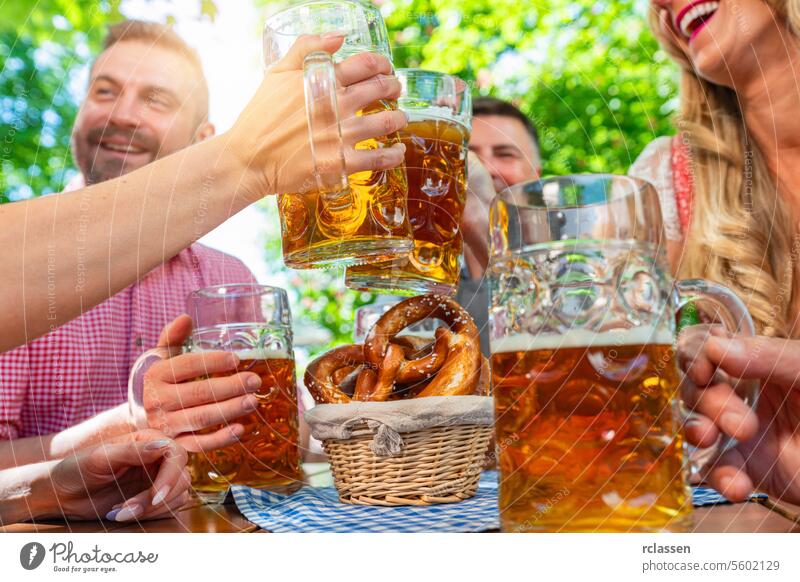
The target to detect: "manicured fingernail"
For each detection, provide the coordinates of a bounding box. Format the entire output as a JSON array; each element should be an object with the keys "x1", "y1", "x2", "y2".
[
  {"x1": 395, "y1": 142, "x2": 406, "y2": 153},
  {"x1": 105, "y1": 508, "x2": 121, "y2": 521},
  {"x1": 321, "y1": 32, "x2": 346, "y2": 39},
  {"x1": 243, "y1": 395, "x2": 258, "y2": 411},
  {"x1": 115, "y1": 504, "x2": 143, "y2": 522},
  {"x1": 152, "y1": 486, "x2": 170, "y2": 506},
  {"x1": 246, "y1": 375, "x2": 261, "y2": 389},
  {"x1": 144, "y1": 439, "x2": 171, "y2": 451}
]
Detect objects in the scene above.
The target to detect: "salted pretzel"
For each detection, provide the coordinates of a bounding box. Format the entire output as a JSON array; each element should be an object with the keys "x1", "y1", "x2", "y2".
[
  {"x1": 304, "y1": 344, "x2": 363, "y2": 404},
  {"x1": 304, "y1": 295, "x2": 486, "y2": 404},
  {"x1": 363, "y1": 295, "x2": 481, "y2": 393}
]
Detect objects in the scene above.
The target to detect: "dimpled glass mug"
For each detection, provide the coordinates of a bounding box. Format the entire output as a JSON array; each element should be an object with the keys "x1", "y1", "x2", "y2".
[
  {"x1": 487, "y1": 175, "x2": 759, "y2": 532},
  {"x1": 345, "y1": 69, "x2": 472, "y2": 296},
  {"x1": 128, "y1": 284, "x2": 302, "y2": 503},
  {"x1": 263, "y1": 0, "x2": 412, "y2": 269}
]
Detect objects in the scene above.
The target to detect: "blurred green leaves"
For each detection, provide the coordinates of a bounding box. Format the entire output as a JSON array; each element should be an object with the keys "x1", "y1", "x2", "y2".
[{"x1": 381, "y1": 0, "x2": 679, "y2": 174}]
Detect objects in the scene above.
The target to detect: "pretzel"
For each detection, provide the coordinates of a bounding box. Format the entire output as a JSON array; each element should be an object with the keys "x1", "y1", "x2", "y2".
[
  {"x1": 305, "y1": 295, "x2": 486, "y2": 404},
  {"x1": 364, "y1": 295, "x2": 480, "y2": 391},
  {"x1": 304, "y1": 344, "x2": 364, "y2": 404},
  {"x1": 352, "y1": 343, "x2": 405, "y2": 401},
  {"x1": 415, "y1": 325, "x2": 482, "y2": 397}
]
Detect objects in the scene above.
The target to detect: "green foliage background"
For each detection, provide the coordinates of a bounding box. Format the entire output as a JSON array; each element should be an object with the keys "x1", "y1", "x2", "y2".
[{"x1": 1, "y1": 0, "x2": 679, "y2": 347}]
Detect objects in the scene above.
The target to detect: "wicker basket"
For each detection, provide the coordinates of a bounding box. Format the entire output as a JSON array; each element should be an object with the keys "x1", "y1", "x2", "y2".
[{"x1": 322, "y1": 421, "x2": 493, "y2": 506}]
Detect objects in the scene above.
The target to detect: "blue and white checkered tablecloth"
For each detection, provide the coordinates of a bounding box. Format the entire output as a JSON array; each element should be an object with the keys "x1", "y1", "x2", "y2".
[
  {"x1": 232, "y1": 472, "x2": 500, "y2": 533},
  {"x1": 231, "y1": 472, "x2": 767, "y2": 533}
]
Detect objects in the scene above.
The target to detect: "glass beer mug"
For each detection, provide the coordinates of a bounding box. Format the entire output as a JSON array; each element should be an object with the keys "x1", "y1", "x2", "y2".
[
  {"x1": 263, "y1": 0, "x2": 412, "y2": 269},
  {"x1": 488, "y1": 175, "x2": 758, "y2": 532},
  {"x1": 128, "y1": 284, "x2": 302, "y2": 503},
  {"x1": 345, "y1": 69, "x2": 472, "y2": 295}
]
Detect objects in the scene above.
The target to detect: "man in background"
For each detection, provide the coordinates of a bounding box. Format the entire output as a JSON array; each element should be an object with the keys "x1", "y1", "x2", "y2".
[{"x1": 459, "y1": 97, "x2": 542, "y2": 352}]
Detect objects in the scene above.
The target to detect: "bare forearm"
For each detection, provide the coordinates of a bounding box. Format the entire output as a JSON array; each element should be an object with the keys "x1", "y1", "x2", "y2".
[
  {"x1": 0, "y1": 135, "x2": 257, "y2": 352},
  {"x1": 0, "y1": 405, "x2": 133, "y2": 469},
  {"x1": 0, "y1": 461, "x2": 59, "y2": 525}
]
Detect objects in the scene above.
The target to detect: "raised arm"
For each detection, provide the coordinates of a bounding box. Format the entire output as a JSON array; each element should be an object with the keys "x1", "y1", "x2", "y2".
[{"x1": 0, "y1": 35, "x2": 406, "y2": 352}]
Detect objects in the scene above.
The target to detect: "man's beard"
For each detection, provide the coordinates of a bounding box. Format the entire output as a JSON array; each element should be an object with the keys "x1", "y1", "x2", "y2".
[{"x1": 73, "y1": 124, "x2": 160, "y2": 185}]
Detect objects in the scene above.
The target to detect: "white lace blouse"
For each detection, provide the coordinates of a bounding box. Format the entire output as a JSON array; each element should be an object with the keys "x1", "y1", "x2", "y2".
[{"x1": 627, "y1": 136, "x2": 683, "y2": 242}]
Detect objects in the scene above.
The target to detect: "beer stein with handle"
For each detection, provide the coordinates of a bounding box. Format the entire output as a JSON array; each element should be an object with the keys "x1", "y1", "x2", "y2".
[
  {"x1": 488, "y1": 175, "x2": 759, "y2": 532},
  {"x1": 263, "y1": 0, "x2": 412, "y2": 269},
  {"x1": 128, "y1": 284, "x2": 301, "y2": 503}
]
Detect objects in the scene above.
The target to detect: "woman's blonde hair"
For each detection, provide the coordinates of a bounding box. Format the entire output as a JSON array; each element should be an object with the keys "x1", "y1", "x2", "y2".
[{"x1": 648, "y1": 1, "x2": 799, "y2": 337}]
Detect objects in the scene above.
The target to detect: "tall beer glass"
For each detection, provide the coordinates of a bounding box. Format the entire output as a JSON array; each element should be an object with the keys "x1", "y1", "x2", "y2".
[
  {"x1": 128, "y1": 284, "x2": 301, "y2": 504},
  {"x1": 264, "y1": 0, "x2": 412, "y2": 269},
  {"x1": 345, "y1": 69, "x2": 471, "y2": 295},
  {"x1": 488, "y1": 175, "x2": 758, "y2": 532}
]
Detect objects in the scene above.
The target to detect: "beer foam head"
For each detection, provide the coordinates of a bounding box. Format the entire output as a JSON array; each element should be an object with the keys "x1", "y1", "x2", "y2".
[
  {"x1": 405, "y1": 106, "x2": 462, "y2": 125},
  {"x1": 490, "y1": 326, "x2": 674, "y2": 353},
  {"x1": 191, "y1": 347, "x2": 292, "y2": 360}
]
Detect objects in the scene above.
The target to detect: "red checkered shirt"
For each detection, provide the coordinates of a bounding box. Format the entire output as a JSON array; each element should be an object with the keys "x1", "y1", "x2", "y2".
[{"x1": 0, "y1": 243, "x2": 256, "y2": 439}]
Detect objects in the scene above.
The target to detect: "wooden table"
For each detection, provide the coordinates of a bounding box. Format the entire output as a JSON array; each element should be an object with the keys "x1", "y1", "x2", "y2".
[{"x1": 4, "y1": 464, "x2": 800, "y2": 534}]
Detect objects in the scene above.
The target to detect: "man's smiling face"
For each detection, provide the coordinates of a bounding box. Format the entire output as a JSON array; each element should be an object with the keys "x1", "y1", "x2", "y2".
[{"x1": 71, "y1": 39, "x2": 209, "y2": 184}]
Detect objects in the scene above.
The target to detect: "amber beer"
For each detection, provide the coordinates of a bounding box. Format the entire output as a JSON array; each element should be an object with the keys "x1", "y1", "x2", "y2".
[
  {"x1": 345, "y1": 114, "x2": 468, "y2": 294},
  {"x1": 491, "y1": 328, "x2": 692, "y2": 532},
  {"x1": 189, "y1": 348, "x2": 302, "y2": 498},
  {"x1": 279, "y1": 99, "x2": 411, "y2": 269}
]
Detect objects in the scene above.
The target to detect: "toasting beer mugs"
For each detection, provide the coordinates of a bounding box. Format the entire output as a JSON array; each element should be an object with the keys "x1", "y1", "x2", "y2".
[
  {"x1": 263, "y1": 1, "x2": 412, "y2": 269},
  {"x1": 488, "y1": 175, "x2": 759, "y2": 532},
  {"x1": 128, "y1": 285, "x2": 301, "y2": 503},
  {"x1": 345, "y1": 70, "x2": 471, "y2": 295}
]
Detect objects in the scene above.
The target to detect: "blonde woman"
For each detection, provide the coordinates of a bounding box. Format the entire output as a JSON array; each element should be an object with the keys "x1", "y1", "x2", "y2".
[{"x1": 629, "y1": 0, "x2": 800, "y2": 503}]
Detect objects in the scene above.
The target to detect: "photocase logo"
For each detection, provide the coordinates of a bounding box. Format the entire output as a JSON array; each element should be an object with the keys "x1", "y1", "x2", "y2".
[{"x1": 20, "y1": 542, "x2": 46, "y2": 570}]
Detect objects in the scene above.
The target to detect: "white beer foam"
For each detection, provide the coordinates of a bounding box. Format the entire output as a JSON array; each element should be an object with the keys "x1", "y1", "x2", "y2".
[
  {"x1": 405, "y1": 106, "x2": 466, "y2": 128},
  {"x1": 490, "y1": 326, "x2": 674, "y2": 354},
  {"x1": 192, "y1": 347, "x2": 292, "y2": 360}
]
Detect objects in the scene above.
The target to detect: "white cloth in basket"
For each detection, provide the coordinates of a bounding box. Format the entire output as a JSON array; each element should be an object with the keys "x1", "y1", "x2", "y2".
[{"x1": 304, "y1": 395, "x2": 494, "y2": 457}]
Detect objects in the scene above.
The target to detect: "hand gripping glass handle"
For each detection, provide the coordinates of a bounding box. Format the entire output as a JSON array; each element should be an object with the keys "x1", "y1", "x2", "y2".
[{"x1": 674, "y1": 278, "x2": 759, "y2": 475}]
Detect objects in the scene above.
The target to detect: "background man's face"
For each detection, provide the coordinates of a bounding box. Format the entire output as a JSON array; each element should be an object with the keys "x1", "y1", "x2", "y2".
[
  {"x1": 72, "y1": 40, "x2": 209, "y2": 184},
  {"x1": 468, "y1": 115, "x2": 540, "y2": 192}
]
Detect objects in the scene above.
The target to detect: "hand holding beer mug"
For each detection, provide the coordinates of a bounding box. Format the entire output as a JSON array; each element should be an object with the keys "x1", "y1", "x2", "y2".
[
  {"x1": 488, "y1": 175, "x2": 758, "y2": 532},
  {"x1": 129, "y1": 285, "x2": 301, "y2": 503},
  {"x1": 346, "y1": 69, "x2": 472, "y2": 295},
  {"x1": 132, "y1": 314, "x2": 263, "y2": 452},
  {"x1": 263, "y1": 0, "x2": 412, "y2": 269}
]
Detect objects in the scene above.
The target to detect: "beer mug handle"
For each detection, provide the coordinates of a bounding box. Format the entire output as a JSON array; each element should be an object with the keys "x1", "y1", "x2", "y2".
[
  {"x1": 674, "y1": 278, "x2": 760, "y2": 474},
  {"x1": 303, "y1": 51, "x2": 349, "y2": 196},
  {"x1": 127, "y1": 346, "x2": 181, "y2": 429}
]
